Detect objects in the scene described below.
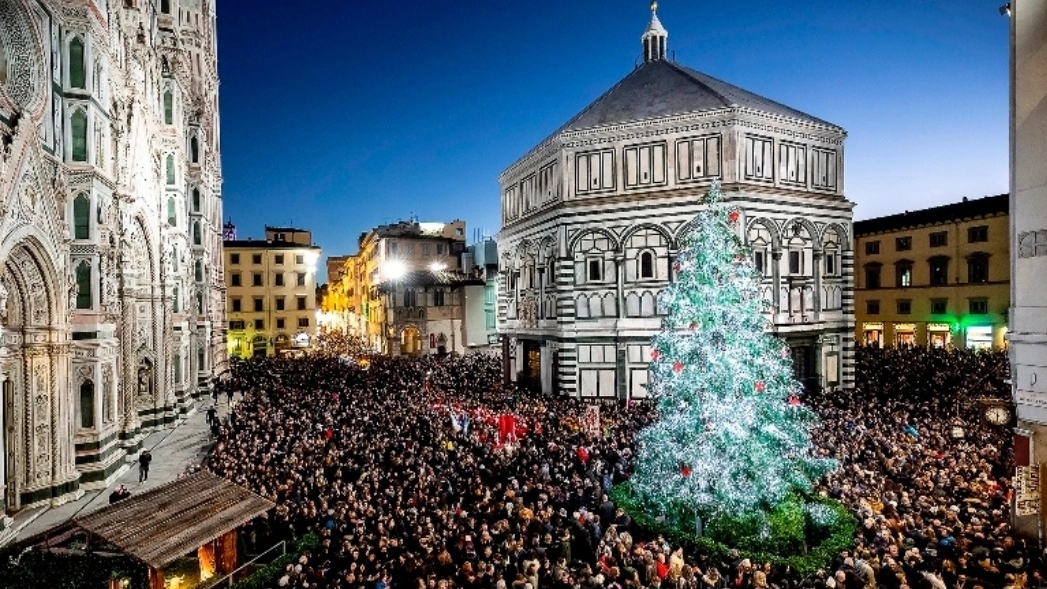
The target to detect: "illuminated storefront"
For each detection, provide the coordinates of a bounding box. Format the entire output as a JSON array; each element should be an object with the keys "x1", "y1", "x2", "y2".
[
  {"x1": 863, "y1": 323, "x2": 884, "y2": 347},
  {"x1": 927, "y1": 323, "x2": 952, "y2": 348},
  {"x1": 966, "y1": 325, "x2": 994, "y2": 350},
  {"x1": 894, "y1": 323, "x2": 916, "y2": 347}
]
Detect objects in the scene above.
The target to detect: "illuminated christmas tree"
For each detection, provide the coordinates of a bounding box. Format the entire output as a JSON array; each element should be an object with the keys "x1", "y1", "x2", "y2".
[{"x1": 630, "y1": 183, "x2": 834, "y2": 526}]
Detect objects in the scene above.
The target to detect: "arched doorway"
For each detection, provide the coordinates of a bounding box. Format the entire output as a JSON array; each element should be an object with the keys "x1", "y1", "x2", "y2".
[
  {"x1": 400, "y1": 326, "x2": 422, "y2": 356},
  {"x1": 1, "y1": 239, "x2": 77, "y2": 512}
]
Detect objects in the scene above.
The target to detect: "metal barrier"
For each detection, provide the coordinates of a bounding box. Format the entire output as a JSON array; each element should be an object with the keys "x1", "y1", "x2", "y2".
[{"x1": 202, "y1": 540, "x2": 287, "y2": 588}]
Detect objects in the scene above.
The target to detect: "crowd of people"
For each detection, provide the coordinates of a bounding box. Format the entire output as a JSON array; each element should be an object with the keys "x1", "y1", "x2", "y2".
[{"x1": 206, "y1": 345, "x2": 1037, "y2": 589}]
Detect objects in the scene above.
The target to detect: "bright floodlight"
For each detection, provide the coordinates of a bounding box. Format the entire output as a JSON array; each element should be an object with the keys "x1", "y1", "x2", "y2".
[
  {"x1": 383, "y1": 260, "x2": 406, "y2": 280},
  {"x1": 429, "y1": 262, "x2": 447, "y2": 272}
]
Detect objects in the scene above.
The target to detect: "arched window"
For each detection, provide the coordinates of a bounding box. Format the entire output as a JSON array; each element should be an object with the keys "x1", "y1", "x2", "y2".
[
  {"x1": 171, "y1": 247, "x2": 179, "y2": 273},
  {"x1": 73, "y1": 194, "x2": 91, "y2": 239},
  {"x1": 195, "y1": 260, "x2": 203, "y2": 282},
  {"x1": 639, "y1": 251, "x2": 654, "y2": 279},
  {"x1": 196, "y1": 291, "x2": 204, "y2": 314},
  {"x1": 191, "y1": 188, "x2": 201, "y2": 212},
  {"x1": 192, "y1": 222, "x2": 201, "y2": 245},
  {"x1": 403, "y1": 289, "x2": 417, "y2": 307},
  {"x1": 79, "y1": 380, "x2": 95, "y2": 429},
  {"x1": 71, "y1": 109, "x2": 88, "y2": 162},
  {"x1": 163, "y1": 90, "x2": 173, "y2": 124},
  {"x1": 173, "y1": 353, "x2": 182, "y2": 384},
  {"x1": 167, "y1": 196, "x2": 177, "y2": 226},
  {"x1": 172, "y1": 285, "x2": 180, "y2": 313},
  {"x1": 166, "y1": 154, "x2": 176, "y2": 185},
  {"x1": 69, "y1": 38, "x2": 86, "y2": 89},
  {"x1": 190, "y1": 136, "x2": 199, "y2": 162},
  {"x1": 75, "y1": 261, "x2": 92, "y2": 309},
  {"x1": 160, "y1": 0, "x2": 171, "y2": 14}
]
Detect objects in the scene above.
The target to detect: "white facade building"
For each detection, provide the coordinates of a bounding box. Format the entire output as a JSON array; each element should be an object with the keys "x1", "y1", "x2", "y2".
[
  {"x1": 497, "y1": 7, "x2": 854, "y2": 398},
  {"x1": 1009, "y1": 0, "x2": 1047, "y2": 540},
  {"x1": 0, "y1": 0, "x2": 226, "y2": 529}
]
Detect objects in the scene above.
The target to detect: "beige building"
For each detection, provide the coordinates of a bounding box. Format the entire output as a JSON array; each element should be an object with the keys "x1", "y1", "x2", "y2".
[
  {"x1": 323, "y1": 220, "x2": 472, "y2": 354},
  {"x1": 1009, "y1": 0, "x2": 1047, "y2": 541},
  {"x1": 223, "y1": 227, "x2": 322, "y2": 358},
  {"x1": 854, "y1": 194, "x2": 1009, "y2": 350}
]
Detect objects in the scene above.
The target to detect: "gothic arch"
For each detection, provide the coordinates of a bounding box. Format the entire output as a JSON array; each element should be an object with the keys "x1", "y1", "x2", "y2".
[{"x1": 820, "y1": 223, "x2": 850, "y2": 251}]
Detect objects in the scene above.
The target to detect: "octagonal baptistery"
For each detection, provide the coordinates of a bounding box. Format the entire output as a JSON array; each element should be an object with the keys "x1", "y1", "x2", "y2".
[{"x1": 496, "y1": 5, "x2": 854, "y2": 399}]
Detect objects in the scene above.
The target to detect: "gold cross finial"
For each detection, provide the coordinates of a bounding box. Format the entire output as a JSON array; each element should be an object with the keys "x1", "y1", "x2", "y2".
[{"x1": 651, "y1": 1, "x2": 658, "y2": 12}]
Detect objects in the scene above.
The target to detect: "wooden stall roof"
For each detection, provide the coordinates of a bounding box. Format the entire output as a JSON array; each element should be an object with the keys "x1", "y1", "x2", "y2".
[{"x1": 72, "y1": 470, "x2": 274, "y2": 569}]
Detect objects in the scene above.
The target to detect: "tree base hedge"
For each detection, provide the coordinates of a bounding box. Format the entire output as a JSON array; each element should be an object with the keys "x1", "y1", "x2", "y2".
[{"x1": 610, "y1": 483, "x2": 855, "y2": 575}]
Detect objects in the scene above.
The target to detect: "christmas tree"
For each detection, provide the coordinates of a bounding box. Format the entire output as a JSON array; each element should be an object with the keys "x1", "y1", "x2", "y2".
[{"x1": 630, "y1": 183, "x2": 834, "y2": 526}]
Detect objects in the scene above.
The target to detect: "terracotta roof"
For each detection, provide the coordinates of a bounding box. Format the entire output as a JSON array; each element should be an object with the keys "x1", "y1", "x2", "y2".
[
  {"x1": 375, "y1": 270, "x2": 484, "y2": 291},
  {"x1": 72, "y1": 470, "x2": 274, "y2": 569},
  {"x1": 854, "y1": 194, "x2": 1009, "y2": 236}
]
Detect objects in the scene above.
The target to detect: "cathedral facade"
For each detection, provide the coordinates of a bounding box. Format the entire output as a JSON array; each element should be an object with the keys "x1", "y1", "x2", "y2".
[
  {"x1": 0, "y1": 0, "x2": 226, "y2": 521},
  {"x1": 497, "y1": 7, "x2": 854, "y2": 398}
]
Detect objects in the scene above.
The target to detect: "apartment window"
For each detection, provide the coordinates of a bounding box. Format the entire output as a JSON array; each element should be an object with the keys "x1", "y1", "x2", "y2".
[
  {"x1": 895, "y1": 263, "x2": 913, "y2": 288},
  {"x1": 968, "y1": 225, "x2": 989, "y2": 243},
  {"x1": 640, "y1": 252, "x2": 655, "y2": 279},
  {"x1": 276, "y1": 318, "x2": 285, "y2": 329},
  {"x1": 297, "y1": 296, "x2": 307, "y2": 311},
  {"x1": 895, "y1": 236, "x2": 912, "y2": 251},
  {"x1": 255, "y1": 319, "x2": 264, "y2": 329},
  {"x1": 274, "y1": 273, "x2": 284, "y2": 287},
  {"x1": 788, "y1": 251, "x2": 803, "y2": 275},
  {"x1": 866, "y1": 300, "x2": 880, "y2": 315},
  {"x1": 929, "y1": 257, "x2": 949, "y2": 286},
  {"x1": 931, "y1": 299, "x2": 947, "y2": 315},
  {"x1": 275, "y1": 254, "x2": 284, "y2": 265},
  {"x1": 967, "y1": 254, "x2": 989, "y2": 283},
  {"x1": 433, "y1": 289, "x2": 445, "y2": 307},
  {"x1": 252, "y1": 254, "x2": 262, "y2": 264},
  {"x1": 587, "y1": 259, "x2": 603, "y2": 282},
  {"x1": 825, "y1": 251, "x2": 837, "y2": 276},
  {"x1": 298, "y1": 317, "x2": 310, "y2": 328},
  {"x1": 230, "y1": 253, "x2": 240, "y2": 265},
  {"x1": 296, "y1": 272, "x2": 307, "y2": 286},
  {"x1": 295, "y1": 254, "x2": 304, "y2": 265},
  {"x1": 389, "y1": 242, "x2": 398, "y2": 254},
  {"x1": 69, "y1": 38, "x2": 86, "y2": 89},
  {"x1": 276, "y1": 297, "x2": 285, "y2": 311},
  {"x1": 436, "y1": 244, "x2": 445, "y2": 255},
  {"x1": 253, "y1": 298, "x2": 263, "y2": 312},
  {"x1": 229, "y1": 320, "x2": 245, "y2": 330},
  {"x1": 969, "y1": 299, "x2": 988, "y2": 315},
  {"x1": 930, "y1": 231, "x2": 948, "y2": 247},
  {"x1": 865, "y1": 241, "x2": 880, "y2": 255},
  {"x1": 422, "y1": 244, "x2": 431, "y2": 255},
  {"x1": 754, "y1": 251, "x2": 765, "y2": 275},
  {"x1": 231, "y1": 273, "x2": 241, "y2": 287},
  {"x1": 192, "y1": 188, "x2": 201, "y2": 212},
  {"x1": 231, "y1": 298, "x2": 241, "y2": 312},
  {"x1": 252, "y1": 273, "x2": 263, "y2": 287},
  {"x1": 75, "y1": 262, "x2": 92, "y2": 309},
  {"x1": 897, "y1": 300, "x2": 912, "y2": 315},
  {"x1": 864, "y1": 265, "x2": 881, "y2": 289}
]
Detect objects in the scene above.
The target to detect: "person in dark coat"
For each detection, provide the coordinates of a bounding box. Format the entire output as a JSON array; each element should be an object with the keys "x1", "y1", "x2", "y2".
[{"x1": 139, "y1": 449, "x2": 152, "y2": 482}]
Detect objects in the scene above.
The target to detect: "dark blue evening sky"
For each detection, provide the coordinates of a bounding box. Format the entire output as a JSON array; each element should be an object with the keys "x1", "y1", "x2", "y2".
[{"x1": 216, "y1": 0, "x2": 1009, "y2": 281}]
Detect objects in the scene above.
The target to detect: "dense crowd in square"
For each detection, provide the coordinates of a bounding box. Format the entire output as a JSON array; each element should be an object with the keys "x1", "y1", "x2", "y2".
[{"x1": 206, "y1": 343, "x2": 1036, "y2": 589}]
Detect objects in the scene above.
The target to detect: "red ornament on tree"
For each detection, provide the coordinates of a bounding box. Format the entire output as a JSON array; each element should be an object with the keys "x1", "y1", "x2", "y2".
[
  {"x1": 673, "y1": 361, "x2": 684, "y2": 374},
  {"x1": 788, "y1": 395, "x2": 801, "y2": 406},
  {"x1": 673, "y1": 262, "x2": 681, "y2": 272},
  {"x1": 728, "y1": 210, "x2": 740, "y2": 224},
  {"x1": 755, "y1": 380, "x2": 766, "y2": 393},
  {"x1": 680, "y1": 465, "x2": 692, "y2": 477},
  {"x1": 650, "y1": 349, "x2": 660, "y2": 361}
]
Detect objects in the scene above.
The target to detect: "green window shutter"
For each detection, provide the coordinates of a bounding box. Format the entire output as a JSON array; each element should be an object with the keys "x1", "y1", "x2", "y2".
[
  {"x1": 71, "y1": 110, "x2": 88, "y2": 162},
  {"x1": 69, "y1": 39, "x2": 86, "y2": 89},
  {"x1": 73, "y1": 195, "x2": 91, "y2": 239},
  {"x1": 75, "y1": 262, "x2": 92, "y2": 309}
]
